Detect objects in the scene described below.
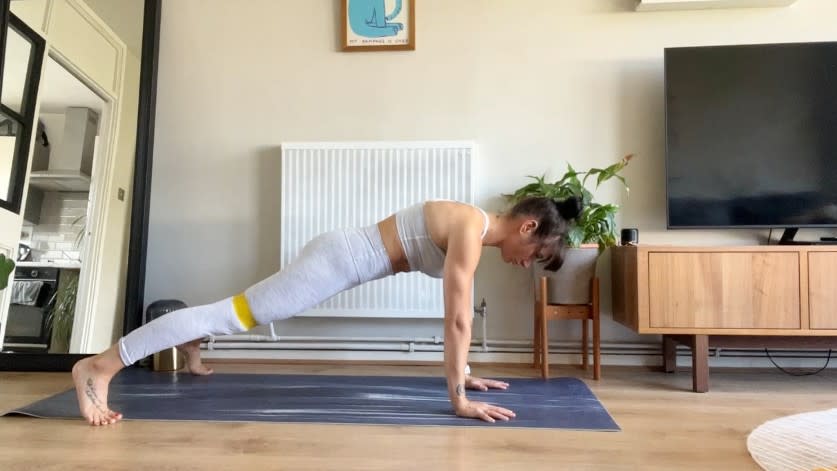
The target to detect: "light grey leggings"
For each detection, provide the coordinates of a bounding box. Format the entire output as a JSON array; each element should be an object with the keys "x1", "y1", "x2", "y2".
[{"x1": 118, "y1": 224, "x2": 393, "y2": 366}]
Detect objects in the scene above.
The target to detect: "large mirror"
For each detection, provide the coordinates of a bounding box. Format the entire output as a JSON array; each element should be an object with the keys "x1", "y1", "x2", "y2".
[{"x1": 0, "y1": 0, "x2": 159, "y2": 369}]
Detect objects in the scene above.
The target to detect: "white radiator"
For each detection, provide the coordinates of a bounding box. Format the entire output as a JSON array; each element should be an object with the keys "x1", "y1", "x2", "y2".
[{"x1": 280, "y1": 141, "x2": 475, "y2": 318}]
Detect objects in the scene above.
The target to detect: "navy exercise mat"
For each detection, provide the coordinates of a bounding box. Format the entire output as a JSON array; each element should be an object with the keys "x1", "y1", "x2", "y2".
[{"x1": 4, "y1": 369, "x2": 619, "y2": 430}]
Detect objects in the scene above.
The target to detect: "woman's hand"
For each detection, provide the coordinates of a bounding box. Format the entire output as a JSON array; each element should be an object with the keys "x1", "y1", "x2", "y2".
[
  {"x1": 465, "y1": 375, "x2": 509, "y2": 391},
  {"x1": 454, "y1": 399, "x2": 516, "y2": 423}
]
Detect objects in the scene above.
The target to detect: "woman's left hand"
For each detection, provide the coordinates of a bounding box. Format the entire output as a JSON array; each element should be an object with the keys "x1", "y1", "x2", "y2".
[{"x1": 465, "y1": 375, "x2": 509, "y2": 391}]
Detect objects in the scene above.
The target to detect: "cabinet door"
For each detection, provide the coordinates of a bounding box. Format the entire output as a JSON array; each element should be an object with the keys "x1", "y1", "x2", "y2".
[
  {"x1": 649, "y1": 252, "x2": 800, "y2": 329},
  {"x1": 808, "y1": 252, "x2": 837, "y2": 329}
]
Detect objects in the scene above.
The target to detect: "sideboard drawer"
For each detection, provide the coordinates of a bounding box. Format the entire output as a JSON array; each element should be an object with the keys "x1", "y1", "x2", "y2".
[{"x1": 648, "y1": 252, "x2": 800, "y2": 329}]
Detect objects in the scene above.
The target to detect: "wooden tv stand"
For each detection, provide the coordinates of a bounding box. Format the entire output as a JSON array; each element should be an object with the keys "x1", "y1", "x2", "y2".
[{"x1": 610, "y1": 245, "x2": 837, "y2": 392}]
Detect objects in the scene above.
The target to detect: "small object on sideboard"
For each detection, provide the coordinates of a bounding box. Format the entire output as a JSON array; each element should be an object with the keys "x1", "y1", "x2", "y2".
[{"x1": 620, "y1": 228, "x2": 638, "y2": 246}]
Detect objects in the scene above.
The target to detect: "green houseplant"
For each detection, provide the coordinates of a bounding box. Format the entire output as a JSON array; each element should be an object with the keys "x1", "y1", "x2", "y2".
[
  {"x1": 505, "y1": 154, "x2": 633, "y2": 252},
  {"x1": 504, "y1": 154, "x2": 633, "y2": 304},
  {"x1": 0, "y1": 254, "x2": 14, "y2": 351},
  {"x1": 47, "y1": 270, "x2": 79, "y2": 353},
  {"x1": 0, "y1": 253, "x2": 14, "y2": 292}
]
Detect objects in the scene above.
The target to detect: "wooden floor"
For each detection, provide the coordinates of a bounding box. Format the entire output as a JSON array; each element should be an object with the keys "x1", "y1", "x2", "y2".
[{"x1": 1, "y1": 362, "x2": 836, "y2": 470}]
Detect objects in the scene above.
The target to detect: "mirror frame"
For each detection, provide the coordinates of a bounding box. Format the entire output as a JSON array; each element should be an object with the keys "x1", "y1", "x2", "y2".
[
  {"x1": 123, "y1": 0, "x2": 160, "y2": 343},
  {"x1": 0, "y1": 11, "x2": 44, "y2": 214},
  {"x1": 0, "y1": 0, "x2": 8, "y2": 100},
  {"x1": 0, "y1": 0, "x2": 161, "y2": 371}
]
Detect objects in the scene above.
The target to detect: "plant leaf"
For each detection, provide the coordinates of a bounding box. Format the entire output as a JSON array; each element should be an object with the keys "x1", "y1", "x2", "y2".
[
  {"x1": 0, "y1": 254, "x2": 14, "y2": 291},
  {"x1": 566, "y1": 225, "x2": 585, "y2": 248},
  {"x1": 47, "y1": 270, "x2": 79, "y2": 350}
]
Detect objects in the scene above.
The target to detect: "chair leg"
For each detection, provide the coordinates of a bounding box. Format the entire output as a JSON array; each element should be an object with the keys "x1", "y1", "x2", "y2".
[
  {"x1": 541, "y1": 306, "x2": 549, "y2": 379},
  {"x1": 592, "y1": 277, "x2": 601, "y2": 380},
  {"x1": 539, "y1": 276, "x2": 549, "y2": 379},
  {"x1": 581, "y1": 318, "x2": 589, "y2": 371},
  {"x1": 533, "y1": 303, "x2": 541, "y2": 369}
]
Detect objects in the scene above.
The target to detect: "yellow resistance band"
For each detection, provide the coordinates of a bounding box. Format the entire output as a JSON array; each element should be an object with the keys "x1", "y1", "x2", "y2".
[{"x1": 232, "y1": 293, "x2": 257, "y2": 330}]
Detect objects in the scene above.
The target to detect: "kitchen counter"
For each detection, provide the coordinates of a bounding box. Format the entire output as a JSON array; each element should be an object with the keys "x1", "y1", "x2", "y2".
[{"x1": 16, "y1": 260, "x2": 82, "y2": 269}]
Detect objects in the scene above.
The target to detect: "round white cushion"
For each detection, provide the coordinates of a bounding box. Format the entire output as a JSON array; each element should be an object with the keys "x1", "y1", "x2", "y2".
[{"x1": 747, "y1": 408, "x2": 837, "y2": 471}]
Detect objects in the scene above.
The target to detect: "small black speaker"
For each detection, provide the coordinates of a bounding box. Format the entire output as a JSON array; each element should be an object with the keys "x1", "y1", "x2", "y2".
[{"x1": 621, "y1": 228, "x2": 638, "y2": 246}]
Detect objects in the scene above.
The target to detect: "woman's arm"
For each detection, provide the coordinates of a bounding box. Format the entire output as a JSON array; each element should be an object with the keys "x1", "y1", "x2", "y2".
[
  {"x1": 442, "y1": 221, "x2": 480, "y2": 410},
  {"x1": 443, "y1": 217, "x2": 515, "y2": 422}
]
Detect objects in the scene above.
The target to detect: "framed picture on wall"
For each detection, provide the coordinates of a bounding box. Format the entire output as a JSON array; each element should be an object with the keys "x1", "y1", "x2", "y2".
[{"x1": 341, "y1": 0, "x2": 415, "y2": 52}]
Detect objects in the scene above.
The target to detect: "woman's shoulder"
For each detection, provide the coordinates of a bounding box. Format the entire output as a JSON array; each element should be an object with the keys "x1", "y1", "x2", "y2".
[
  {"x1": 425, "y1": 200, "x2": 488, "y2": 237},
  {"x1": 425, "y1": 199, "x2": 484, "y2": 211},
  {"x1": 425, "y1": 199, "x2": 485, "y2": 216}
]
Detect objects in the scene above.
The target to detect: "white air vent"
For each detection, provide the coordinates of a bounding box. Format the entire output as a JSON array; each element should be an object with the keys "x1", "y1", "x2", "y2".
[{"x1": 635, "y1": 0, "x2": 798, "y2": 11}]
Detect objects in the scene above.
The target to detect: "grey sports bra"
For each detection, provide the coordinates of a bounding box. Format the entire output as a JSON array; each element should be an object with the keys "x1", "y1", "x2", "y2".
[{"x1": 394, "y1": 201, "x2": 489, "y2": 278}]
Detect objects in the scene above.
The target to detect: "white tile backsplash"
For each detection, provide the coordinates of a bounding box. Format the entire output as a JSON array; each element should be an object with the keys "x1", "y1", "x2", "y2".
[{"x1": 23, "y1": 191, "x2": 88, "y2": 263}]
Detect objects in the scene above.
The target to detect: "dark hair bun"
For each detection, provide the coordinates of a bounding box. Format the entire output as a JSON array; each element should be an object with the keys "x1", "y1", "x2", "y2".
[{"x1": 555, "y1": 196, "x2": 582, "y2": 220}]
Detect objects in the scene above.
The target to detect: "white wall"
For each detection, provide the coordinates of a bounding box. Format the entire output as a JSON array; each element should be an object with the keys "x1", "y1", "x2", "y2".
[{"x1": 148, "y1": 0, "x2": 837, "y2": 357}]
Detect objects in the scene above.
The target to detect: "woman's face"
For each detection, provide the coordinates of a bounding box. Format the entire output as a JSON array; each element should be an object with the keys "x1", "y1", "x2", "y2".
[{"x1": 500, "y1": 219, "x2": 544, "y2": 268}]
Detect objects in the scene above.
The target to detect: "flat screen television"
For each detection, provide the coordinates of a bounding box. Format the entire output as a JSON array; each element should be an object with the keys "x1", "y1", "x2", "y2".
[{"x1": 664, "y1": 41, "x2": 837, "y2": 239}]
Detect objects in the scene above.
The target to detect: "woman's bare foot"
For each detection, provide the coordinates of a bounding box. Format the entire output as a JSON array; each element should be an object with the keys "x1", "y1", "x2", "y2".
[
  {"x1": 177, "y1": 339, "x2": 213, "y2": 375},
  {"x1": 72, "y1": 346, "x2": 125, "y2": 426}
]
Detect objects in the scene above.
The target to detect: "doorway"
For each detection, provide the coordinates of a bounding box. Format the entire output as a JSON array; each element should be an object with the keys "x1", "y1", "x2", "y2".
[{"x1": 4, "y1": 55, "x2": 106, "y2": 354}]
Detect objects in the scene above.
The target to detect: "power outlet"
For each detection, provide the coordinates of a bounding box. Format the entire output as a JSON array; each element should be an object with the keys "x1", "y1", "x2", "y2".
[
  {"x1": 118, "y1": 188, "x2": 125, "y2": 201},
  {"x1": 19, "y1": 226, "x2": 33, "y2": 244}
]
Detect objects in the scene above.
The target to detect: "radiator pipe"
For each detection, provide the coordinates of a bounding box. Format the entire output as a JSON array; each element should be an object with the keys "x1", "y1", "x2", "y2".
[
  {"x1": 204, "y1": 342, "x2": 623, "y2": 354},
  {"x1": 205, "y1": 335, "x2": 661, "y2": 352},
  {"x1": 212, "y1": 334, "x2": 444, "y2": 344},
  {"x1": 203, "y1": 337, "x2": 833, "y2": 359}
]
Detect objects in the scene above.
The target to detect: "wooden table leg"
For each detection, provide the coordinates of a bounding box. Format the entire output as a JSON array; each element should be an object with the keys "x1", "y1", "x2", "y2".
[
  {"x1": 692, "y1": 334, "x2": 709, "y2": 393},
  {"x1": 663, "y1": 335, "x2": 677, "y2": 373}
]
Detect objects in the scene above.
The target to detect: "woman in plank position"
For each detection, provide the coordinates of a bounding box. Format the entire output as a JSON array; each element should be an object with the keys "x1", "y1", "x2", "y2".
[{"x1": 72, "y1": 196, "x2": 581, "y2": 426}]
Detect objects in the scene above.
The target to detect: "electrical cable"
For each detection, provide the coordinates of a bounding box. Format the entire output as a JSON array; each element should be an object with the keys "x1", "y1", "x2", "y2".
[{"x1": 765, "y1": 348, "x2": 832, "y2": 376}]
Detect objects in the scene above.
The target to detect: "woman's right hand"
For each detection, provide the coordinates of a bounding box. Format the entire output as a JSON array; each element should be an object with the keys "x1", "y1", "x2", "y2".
[{"x1": 454, "y1": 399, "x2": 516, "y2": 423}]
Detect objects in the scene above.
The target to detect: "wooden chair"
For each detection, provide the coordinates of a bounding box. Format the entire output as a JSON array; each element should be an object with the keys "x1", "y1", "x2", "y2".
[{"x1": 533, "y1": 276, "x2": 600, "y2": 379}]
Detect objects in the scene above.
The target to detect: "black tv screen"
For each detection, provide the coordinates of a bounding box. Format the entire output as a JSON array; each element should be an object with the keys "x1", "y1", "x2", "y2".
[{"x1": 665, "y1": 41, "x2": 837, "y2": 228}]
